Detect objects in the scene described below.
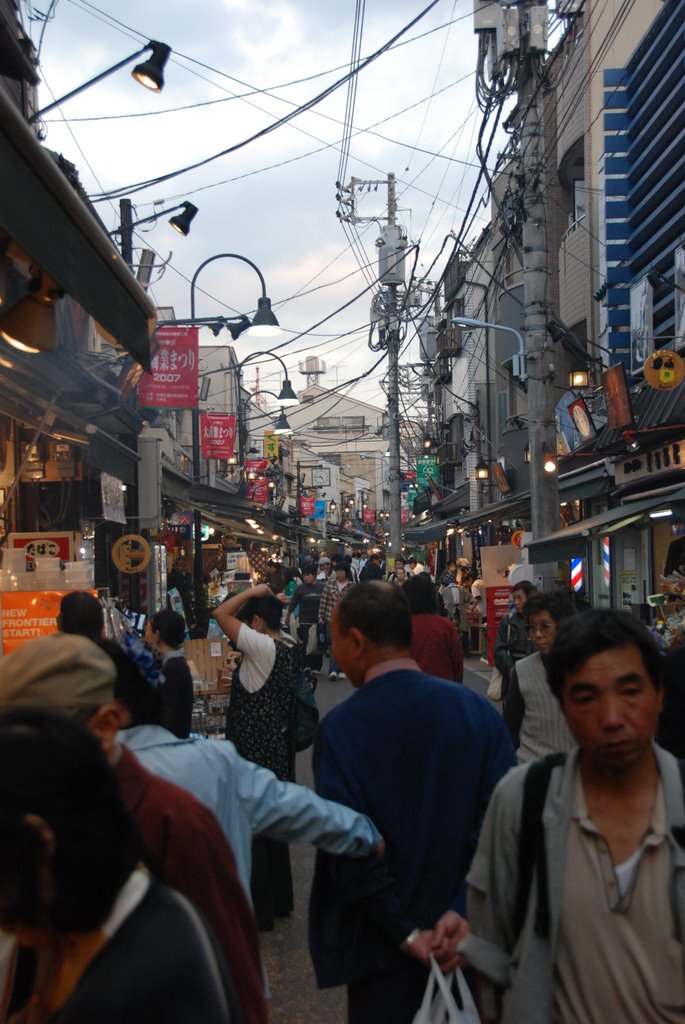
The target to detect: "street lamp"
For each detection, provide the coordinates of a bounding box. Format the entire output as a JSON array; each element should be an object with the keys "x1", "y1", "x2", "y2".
[
  {"x1": 112, "y1": 200, "x2": 198, "y2": 267},
  {"x1": 188, "y1": 252, "x2": 284, "y2": 629},
  {"x1": 451, "y1": 316, "x2": 527, "y2": 382},
  {"x1": 30, "y1": 40, "x2": 172, "y2": 123},
  {"x1": 232, "y1": 350, "x2": 299, "y2": 466}
]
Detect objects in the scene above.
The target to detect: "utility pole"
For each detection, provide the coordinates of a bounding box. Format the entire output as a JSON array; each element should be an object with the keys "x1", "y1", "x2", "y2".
[
  {"x1": 519, "y1": 1, "x2": 559, "y2": 578},
  {"x1": 385, "y1": 183, "x2": 403, "y2": 565},
  {"x1": 337, "y1": 172, "x2": 405, "y2": 562}
]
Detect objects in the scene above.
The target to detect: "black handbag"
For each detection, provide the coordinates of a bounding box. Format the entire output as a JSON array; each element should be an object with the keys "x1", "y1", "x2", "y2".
[{"x1": 294, "y1": 666, "x2": 319, "y2": 751}]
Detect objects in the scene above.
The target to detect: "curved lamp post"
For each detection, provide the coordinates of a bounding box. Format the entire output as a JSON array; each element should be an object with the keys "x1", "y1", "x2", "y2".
[
  {"x1": 451, "y1": 316, "x2": 526, "y2": 382},
  {"x1": 188, "y1": 253, "x2": 285, "y2": 626}
]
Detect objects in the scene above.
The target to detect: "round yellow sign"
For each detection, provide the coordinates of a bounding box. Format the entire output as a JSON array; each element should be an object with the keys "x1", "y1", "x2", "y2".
[
  {"x1": 643, "y1": 350, "x2": 685, "y2": 390},
  {"x1": 111, "y1": 534, "x2": 151, "y2": 574}
]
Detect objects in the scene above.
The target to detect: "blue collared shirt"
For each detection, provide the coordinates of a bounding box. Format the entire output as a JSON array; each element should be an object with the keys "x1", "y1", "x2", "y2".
[{"x1": 120, "y1": 724, "x2": 381, "y2": 892}]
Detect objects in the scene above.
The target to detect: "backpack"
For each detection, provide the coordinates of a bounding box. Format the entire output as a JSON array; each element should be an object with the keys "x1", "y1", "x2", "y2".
[{"x1": 513, "y1": 753, "x2": 685, "y2": 941}]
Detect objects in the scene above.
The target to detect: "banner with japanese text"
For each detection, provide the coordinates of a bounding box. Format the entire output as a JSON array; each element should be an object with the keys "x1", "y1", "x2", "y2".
[
  {"x1": 246, "y1": 459, "x2": 269, "y2": 476},
  {"x1": 363, "y1": 508, "x2": 376, "y2": 524},
  {"x1": 200, "y1": 414, "x2": 237, "y2": 459},
  {"x1": 138, "y1": 326, "x2": 199, "y2": 409},
  {"x1": 247, "y1": 478, "x2": 269, "y2": 504},
  {"x1": 300, "y1": 496, "x2": 316, "y2": 517}
]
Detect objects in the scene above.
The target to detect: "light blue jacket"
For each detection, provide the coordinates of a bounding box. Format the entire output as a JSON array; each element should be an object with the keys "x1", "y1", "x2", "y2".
[{"x1": 120, "y1": 725, "x2": 381, "y2": 893}]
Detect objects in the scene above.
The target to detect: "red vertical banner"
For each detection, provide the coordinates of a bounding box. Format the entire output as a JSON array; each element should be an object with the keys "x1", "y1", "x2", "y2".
[
  {"x1": 363, "y1": 508, "x2": 376, "y2": 524},
  {"x1": 248, "y1": 479, "x2": 269, "y2": 504},
  {"x1": 200, "y1": 414, "x2": 237, "y2": 459},
  {"x1": 300, "y1": 496, "x2": 316, "y2": 517},
  {"x1": 138, "y1": 326, "x2": 199, "y2": 408}
]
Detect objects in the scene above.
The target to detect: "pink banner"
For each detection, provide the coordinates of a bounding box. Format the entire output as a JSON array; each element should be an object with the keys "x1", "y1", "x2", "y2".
[
  {"x1": 200, "y1": 414, "x2": 237, "y2": 459},
  {"x1": 300, "y1": 495, "x2": 316, "y2": 517},
  {"x1": 138, "y1": 326, "x2": 199, "y2": 409}
]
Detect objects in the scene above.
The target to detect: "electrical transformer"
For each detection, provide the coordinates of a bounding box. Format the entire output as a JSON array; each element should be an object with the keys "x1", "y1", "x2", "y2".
[
  {"x1": 472, "y1": 0, "x2": 498, "y2": 32},
  {"x1": 378, "y1": 226, "x2": 407, "y2": 286}
]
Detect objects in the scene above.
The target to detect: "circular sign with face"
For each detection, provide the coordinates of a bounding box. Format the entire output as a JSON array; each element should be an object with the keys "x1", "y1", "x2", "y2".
[{"x1": 643, "y1": 350, "x2": 685, "y2": 390}]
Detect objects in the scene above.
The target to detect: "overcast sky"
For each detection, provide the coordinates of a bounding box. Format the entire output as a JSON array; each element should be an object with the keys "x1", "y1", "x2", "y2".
[{"x1": 24, "y1": 0, "x2": 490, "y2": 410}]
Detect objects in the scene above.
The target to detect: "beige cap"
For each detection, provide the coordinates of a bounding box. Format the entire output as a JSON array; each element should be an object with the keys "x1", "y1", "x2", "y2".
[{"x1": 0, "y1": 632, "x2": 116, "y2": 713}]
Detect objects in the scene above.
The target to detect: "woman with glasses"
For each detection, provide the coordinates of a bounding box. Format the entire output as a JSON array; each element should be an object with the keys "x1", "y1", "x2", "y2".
[{"x1": 502, "y1": 591, "x2": 576, "y2": 763}]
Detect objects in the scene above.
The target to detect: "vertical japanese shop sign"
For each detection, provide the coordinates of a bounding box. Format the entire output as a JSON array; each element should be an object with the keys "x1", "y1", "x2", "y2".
[
  {"x1": 200, "y1": 414, "x2": 237, "y2": 459},
  {"x1": 263, "y1": 432, "x2": 279, "y2": 461},
  {"x1": 138, "y1": 326, "x2": 199, "y2": 408}
]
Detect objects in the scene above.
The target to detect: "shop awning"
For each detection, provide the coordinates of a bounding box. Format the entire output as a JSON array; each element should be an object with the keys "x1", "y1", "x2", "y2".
[
  {"x1": 525, "y1": 486, "x2": 685, "y2": 562},
  {"x1": 0, "y1": 87, "x2": 156, "y2": 370},
  {"x1": 404, "y1": 518, "x2": 452, "y2": 543}
]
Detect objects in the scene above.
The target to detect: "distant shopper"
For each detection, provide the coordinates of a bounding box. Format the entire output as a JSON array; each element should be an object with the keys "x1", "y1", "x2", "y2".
[
  {"x1": 167, "y1": 557, "x2": 195, "y2": 629},
  {"x1": 57, "y1": 589, "x2": 104, "y2": 640},
  {"x1": 316, "y1": 556, "x2": 332, "y2": 582},
  {"x1": 359, "y1": 552, "x2": 383, "y2": 581},
  {"x1": 503, "y1": 590, "x2": 576, "y2": 762},
  {"x1": 285, "y1": 562, "x2": 324, "y2": 674},
  {"x1": 439, "y1": 559, "x2": 458, "y2": 587},
  {"x1": 405, "y1": 573, "x2": 463, "y2": 683},
  {"x1": 387, "y1": 557, "x2": 406, "y2": 583},
  {"x1": 318, "y1": 564, "x2": 355, "y2": 680},
  {"x1": 494, "y1": 580, "x2": 537, "y2": 699},
  {"x1": 146, "y1": 609, "x2": 194, "y2": 739}
]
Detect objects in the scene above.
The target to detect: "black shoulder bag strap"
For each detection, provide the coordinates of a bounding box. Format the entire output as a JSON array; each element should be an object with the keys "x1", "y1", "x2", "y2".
[{"x1": 514, "y1": 752, "x2": 567, "y2": 941}]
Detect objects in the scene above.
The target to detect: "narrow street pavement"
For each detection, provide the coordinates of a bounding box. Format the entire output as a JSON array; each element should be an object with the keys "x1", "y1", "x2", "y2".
[{"x1": 260, "y1": 656, "x2": 493, "y2": 1022}]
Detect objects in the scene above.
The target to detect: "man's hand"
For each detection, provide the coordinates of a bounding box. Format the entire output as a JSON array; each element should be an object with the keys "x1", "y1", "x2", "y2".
[
  {"x1": 430, "y1": 910, "x2": 469, "y2": 973},
  {"x1": 400, "y1": 929, "x2": 436, "y2": 966}
]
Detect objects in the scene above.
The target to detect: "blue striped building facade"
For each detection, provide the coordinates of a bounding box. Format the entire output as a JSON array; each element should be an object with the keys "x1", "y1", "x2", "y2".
[{"x1": 603, "y1": 0, "x2": 685, "y2": 373}]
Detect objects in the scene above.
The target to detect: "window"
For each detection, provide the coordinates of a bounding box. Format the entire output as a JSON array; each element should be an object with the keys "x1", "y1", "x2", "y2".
[
  {"x1": 571, "y1": 179, "x2": 586, "y2": 228},
  {"x1": 316, "y1": 416, "x2": 340, "y2": 430},
  {"x1": 342, "y1": 416, "x2": 365, "y2": 430}
]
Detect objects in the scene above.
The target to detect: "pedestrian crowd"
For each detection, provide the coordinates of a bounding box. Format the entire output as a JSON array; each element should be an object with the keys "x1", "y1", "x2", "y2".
[{"x1": 0, "y1": 553, "x2": 683, "y2": 1023}]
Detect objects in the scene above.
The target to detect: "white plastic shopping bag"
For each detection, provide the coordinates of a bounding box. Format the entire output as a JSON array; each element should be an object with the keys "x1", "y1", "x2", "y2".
[{"x1": 412, "y1": 957, "x2": 480, "y2": 1024}]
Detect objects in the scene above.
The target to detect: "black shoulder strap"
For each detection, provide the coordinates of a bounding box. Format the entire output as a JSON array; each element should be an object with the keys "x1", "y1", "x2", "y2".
[{"x1": 514, "y1": 752, "x2": 567, "y2": 940}]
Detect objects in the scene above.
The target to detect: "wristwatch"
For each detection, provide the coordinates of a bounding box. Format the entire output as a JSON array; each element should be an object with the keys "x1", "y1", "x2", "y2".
[{"x1": 400, "y1": 927, "x2": 420, "y2": 952}]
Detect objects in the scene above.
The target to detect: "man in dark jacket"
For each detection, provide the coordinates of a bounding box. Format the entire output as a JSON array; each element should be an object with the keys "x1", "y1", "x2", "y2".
[
  {"x1": 309, "y1": 582, "x2": 514, "y2": 1023},
  {"x1": 359, "y1": 553, "x2": 383, "y2": 581}
]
